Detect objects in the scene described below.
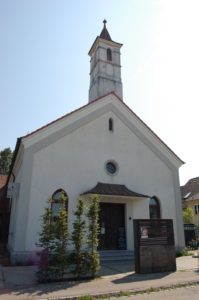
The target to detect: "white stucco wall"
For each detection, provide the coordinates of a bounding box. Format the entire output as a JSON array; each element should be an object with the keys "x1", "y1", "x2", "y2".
[
  {"x1": 25, "y1": 113, "x2": 177, "y2": 250},
  {"x1": 9, "y1": 95, "x2": 184, "y2": 262}
]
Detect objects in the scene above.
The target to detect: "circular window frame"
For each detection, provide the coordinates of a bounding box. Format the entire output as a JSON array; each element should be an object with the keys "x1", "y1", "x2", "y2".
[{"x1": 105, "y1": 160, "x2": 118, "y2": 176}]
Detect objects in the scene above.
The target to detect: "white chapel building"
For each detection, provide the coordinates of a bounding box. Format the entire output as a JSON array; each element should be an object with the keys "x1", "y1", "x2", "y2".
[{"x1": 7, "y1": 21, "x2": 185, "y2": 263}]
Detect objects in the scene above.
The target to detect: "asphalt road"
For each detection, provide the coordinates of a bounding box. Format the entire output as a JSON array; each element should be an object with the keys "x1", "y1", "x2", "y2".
[{"x1": 111, "y1": 284, "x2": 199, "y2": 300}]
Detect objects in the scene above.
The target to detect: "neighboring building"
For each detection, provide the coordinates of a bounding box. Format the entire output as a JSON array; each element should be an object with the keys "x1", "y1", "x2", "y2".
[
  {"x1": 7, "y1": 21, "x2": 185, "y2": 264},
  {"x1": 181, "y1": 177, "x2": 199, "y2": 226},
  {"x1": 0, "y1": 175, "x2": 7, "y2": 198},
  {"x1": 0, "y1": 175, "x2": 9, "y2": 242}
]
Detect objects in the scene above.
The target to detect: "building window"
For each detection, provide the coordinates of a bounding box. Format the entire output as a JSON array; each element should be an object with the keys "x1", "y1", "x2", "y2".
[
  {"x1": 109, "y1": 118, "x2": 113, "y2": 131},
  {"x1": 105, "y1": 161, "x2": 118, "y2": 175},
  {"x1": 149, "y1": 197, "x2": 160, "y2": 219},
  {"x1": 51, "y1": 189, "x2": 68, "y2": 222},
  {"x1": 194, "y1": 205, "x2": 199, "y2": 215},
  {"x1": 107, "y1": 48, "x2": 112, "y2": 61}
]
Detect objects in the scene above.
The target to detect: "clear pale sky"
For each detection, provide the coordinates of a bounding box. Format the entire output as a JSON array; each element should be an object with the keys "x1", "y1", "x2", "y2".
[{"x1": 0, "y1": 0, "x2": 199, "y2": 185}]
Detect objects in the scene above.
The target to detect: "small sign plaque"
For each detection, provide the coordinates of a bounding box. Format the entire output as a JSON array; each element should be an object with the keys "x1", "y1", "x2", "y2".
[{"x1": 134, "y1": 219, "x2": 176, "y2": 273}]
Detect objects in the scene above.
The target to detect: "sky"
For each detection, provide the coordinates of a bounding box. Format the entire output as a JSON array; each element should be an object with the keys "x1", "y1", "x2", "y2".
[{"x1": 0, "y1": 0, "x2": 199, "y2": 185}]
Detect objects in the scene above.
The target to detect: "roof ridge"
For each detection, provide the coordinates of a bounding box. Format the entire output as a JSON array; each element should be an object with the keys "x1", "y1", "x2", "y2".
[
  {"x1": 22, "y1": 92, "x2": 118, "y2": 139},
  {"x1": 9, "y1": 91, "x2": 184, "y2": 183}
]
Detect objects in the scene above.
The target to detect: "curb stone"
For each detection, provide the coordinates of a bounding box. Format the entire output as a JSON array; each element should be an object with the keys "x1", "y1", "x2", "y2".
[{"x1": 42, "y1": 280, "x2": 199, "y2": 300}]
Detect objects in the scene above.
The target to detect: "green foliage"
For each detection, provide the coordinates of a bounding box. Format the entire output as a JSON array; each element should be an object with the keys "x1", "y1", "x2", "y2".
[
  {"x1": 0, "y1": 147, "x2": 13, "y2": 174},
  {"x1": 51, "y1": 192, "x2": 68, "y2": 278},
  {"x1": 37, "y1": 193, "x2": 101, "y2": 282},
  {"x1": 37, "y1": 199, "x2": 53, "y2": 248},
  {"x1": 78, "y1": 296, "x2": 95, "y2": 300},
  {"x1": 176, "y1": 247, "x2": 192, "y2": 257},
  {"x1": 189, "y1": 239, "x2": 199, "y2": 250},
  {"x1": 87, "y1": 195, "x2": 100, "y2": 278},
  {"x1": 37, "y1": 192, "x2": 68, "y2": 282},
  {"x1": 71, "y1": 198, "x2": 88, "y2": 278},
  {"x1": 36, "y1": 199, "x2": 54, "y2": 281},
  {"x1": 183, "y1": 207, "x2": 194, "y2": 224}
]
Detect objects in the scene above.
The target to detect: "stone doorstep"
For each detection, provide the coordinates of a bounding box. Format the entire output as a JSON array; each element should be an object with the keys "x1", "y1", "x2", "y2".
[{"x1": 100, "y1": 250, "x2": 134, "y2": 262}]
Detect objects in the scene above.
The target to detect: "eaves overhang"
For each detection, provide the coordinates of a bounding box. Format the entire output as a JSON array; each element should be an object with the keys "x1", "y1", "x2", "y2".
[
  {"x1": 81, "y1": 182, "x2": 150, "y2": 198},
  {"x1": 88, "y1": 36, "x2": 123, "y2": 56}
]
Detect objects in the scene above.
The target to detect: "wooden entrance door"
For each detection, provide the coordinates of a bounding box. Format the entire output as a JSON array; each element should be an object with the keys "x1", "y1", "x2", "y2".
[{"x1": 98, "y1": 203, "x2": 126, "y2": 250}]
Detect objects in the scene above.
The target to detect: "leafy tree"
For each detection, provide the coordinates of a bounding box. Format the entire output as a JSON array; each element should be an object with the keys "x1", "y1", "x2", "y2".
[
  {"x1": 52, "y1": 191, "x2": 68, "y2": 279},
  {"x1": 71, "y1": 198, "x2": 87, "y2": 278},
  {"x1": 183, "y1": 207, "x2": 194, "y2": 224},
  {"x1": 87, "y1": 195, "x2": 100, "y2": 278},
  {"x1": 37, "y1": 192, "x2": 68, "y2": 282},
  {"x1": 36, "y1": 198, "x2": 54, "y2": 281},
  {"x1": 0, "y1": 148, "x2": 13, "y2": 174}
]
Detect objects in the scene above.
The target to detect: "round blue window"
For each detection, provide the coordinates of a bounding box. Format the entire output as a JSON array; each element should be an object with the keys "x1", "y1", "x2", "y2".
[{"x1": 106, "y1": 162, "x2": 117, "y2": 174}]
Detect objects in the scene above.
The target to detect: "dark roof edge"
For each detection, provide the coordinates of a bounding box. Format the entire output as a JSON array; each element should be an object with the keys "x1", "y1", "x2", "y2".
[
  {"x1": 6, "y1": 137, "x2": 22, "y2": 186},
  {"x1": 182, "y1": 176, "x2": 199, "y2": 187},
  {"x1": 81, "y1": 182, "x2": 150, "y2": 198},
  {"x1": 6, "y1": 92, "x2": 118, "y2": 183},
  {"x1": 121, "y1": 101, "x2": 185, "y2": 165},
  {"x1": 23, "y1": 92, "x2": 119, "y2": 139}
]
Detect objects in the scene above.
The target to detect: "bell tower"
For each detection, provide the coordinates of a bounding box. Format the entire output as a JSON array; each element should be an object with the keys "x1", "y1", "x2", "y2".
[{"x1": 88, "y1": 20, "x2": 123, "y2": 102}]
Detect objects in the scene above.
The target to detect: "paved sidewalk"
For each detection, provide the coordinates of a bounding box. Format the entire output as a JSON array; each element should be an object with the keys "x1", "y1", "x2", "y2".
[{"x1": 0, "y1": 256, "x2": 199, "y2": 300}]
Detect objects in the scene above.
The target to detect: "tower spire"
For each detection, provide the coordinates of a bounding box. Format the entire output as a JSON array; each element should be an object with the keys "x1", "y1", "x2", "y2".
[
  {"x1": 88, "y1": 21, "x2": 123, "y2": 102},
  {"x1": 99, "y1": 20, "x2": 112, "y2": 41}
]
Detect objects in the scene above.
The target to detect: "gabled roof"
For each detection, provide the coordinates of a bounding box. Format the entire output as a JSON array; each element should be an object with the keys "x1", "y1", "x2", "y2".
[
  {"x1": 22, "y1": 92, "x2": 117, "y2": 139},
  {"x1": 181, "y1": 177, "x2": 199, "y2": 200},
  {"x1": 20, "y1": 92, "x2": 184, "y2": 165},
  {"x1": 8, "y1": 91, "x2": 184, "y2": 184},
  {"x1": 81, "y1": 182, "x2": 149, "y2": 198}
]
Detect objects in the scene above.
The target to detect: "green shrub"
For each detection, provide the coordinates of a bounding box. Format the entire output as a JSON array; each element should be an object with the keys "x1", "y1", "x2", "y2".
[
  {"x1": 189, "y1": 239, "x2": 199, "y2": 250},
  {"x1": 71, "y1": 198, "x2": 88, "y2": 278},
  {"x1": 86, "y1": 195, "x2": 100, "y2": 278},
  {"x1": 176, "y1": 247, "x2": 191, "y2": 257},
  {"x1": 36, "y1": 192, "x2": 68, "y2": 282},
  {"x1": 37, "y1": 193, "x2": 101, "y2": 282}
]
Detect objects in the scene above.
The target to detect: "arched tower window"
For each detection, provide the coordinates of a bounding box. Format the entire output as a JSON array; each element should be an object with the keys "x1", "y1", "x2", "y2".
[
  {"x1": 51, "y1": 189, "x2": 68, "y2": 222},
  {"x1": 107, "y1": 48, "x2": 112, "y2": 61},
  {"x1": 149, "y1": 197, "x2": 160, "y2": 219},
  {"x1": 109, "y1": 118, "x2": 113, "y2": 131}
]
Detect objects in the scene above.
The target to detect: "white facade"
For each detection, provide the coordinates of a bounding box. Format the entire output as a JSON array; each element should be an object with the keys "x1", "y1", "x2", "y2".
[{"x1": 7, "y1": 23, "x2": 185, "y2": 263}]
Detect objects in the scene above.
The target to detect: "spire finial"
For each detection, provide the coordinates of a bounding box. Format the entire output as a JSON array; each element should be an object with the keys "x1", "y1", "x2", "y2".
[{"x1": 99, "y1": 20, "x2": 112, "y2": 41}]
